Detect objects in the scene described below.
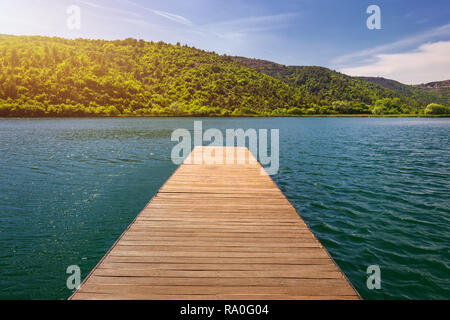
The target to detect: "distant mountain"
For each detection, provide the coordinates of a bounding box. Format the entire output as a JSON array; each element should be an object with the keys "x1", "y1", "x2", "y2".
[
  {"x1": 413, "y1": 80, "x2": 450, "y2": 98},
  {"x1": 233, "y1": 56, "x2": 449, "y2": 108},
  {"x1": 359, "y1": 77, "x2": 449, "y2": 106}
]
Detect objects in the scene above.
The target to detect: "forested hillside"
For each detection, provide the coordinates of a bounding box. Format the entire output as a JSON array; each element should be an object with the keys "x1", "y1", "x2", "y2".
[
  {"x1": 0, "y1": 34, "x2": 448, "y2": 116},
  {"x1": 414, "y1": 80, "x2": 450, "y2": 99},
  {"x1": 359, "y1": 77, "x2": 449, "y2": 106},
  {"x1": 233, "y1": 56, "x2": 449, "y2": 113}
]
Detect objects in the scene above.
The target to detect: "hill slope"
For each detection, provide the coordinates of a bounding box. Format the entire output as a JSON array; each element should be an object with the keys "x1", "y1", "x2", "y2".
[
  {"x1": 359, "y1": 77, "x2": 449, "y2": 106},
  {"x1": 414, "y1": 80, "x2": 450, "y2": 99},
  {"x1": 233, "y1": 56, "x2": 449, "y2": 108},
  {"x1": 0, "y1": 34, "x2": 447, "y2": 116}
]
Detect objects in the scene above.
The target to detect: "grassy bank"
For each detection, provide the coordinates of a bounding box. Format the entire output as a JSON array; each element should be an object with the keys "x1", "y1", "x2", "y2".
[{"x1": 1, "y1": 113, "x2": 449, "y2": 118}]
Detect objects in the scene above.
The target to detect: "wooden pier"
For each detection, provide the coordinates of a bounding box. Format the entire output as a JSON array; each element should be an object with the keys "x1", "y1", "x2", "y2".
[{"x1": 70, "y1": 146, "x2": 359, "y2": 300}]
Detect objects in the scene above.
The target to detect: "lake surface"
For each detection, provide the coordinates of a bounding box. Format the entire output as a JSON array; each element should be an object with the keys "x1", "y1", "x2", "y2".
[{"x1": 0, "y1": 117, "x2": 448, "y2": 299}]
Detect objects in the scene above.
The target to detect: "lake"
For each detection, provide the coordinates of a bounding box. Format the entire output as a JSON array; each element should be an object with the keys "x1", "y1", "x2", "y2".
[{"x1": 0, "y1": 117, "x2": 448, "y2": 299}]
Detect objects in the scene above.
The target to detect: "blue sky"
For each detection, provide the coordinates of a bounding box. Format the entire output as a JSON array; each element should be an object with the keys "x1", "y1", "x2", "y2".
[{"x1": 0, "y1": 0, "x2": 449, "y2": 84}]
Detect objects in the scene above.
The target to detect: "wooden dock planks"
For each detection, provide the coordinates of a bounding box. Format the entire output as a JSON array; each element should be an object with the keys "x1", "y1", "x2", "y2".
[{"x1": 70, "y1": 146, "x2": 359, "y2": 300}]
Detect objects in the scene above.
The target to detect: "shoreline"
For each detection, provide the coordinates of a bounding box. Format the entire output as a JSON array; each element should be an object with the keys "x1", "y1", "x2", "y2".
[{"x1": 0, "y1": 114, "x2": 449, "y2": 119}]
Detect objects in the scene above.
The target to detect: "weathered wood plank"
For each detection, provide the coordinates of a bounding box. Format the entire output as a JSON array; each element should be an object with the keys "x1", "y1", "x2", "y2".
[{"x1": 70, "y1": 146, "x2": 359, "y2": 300}]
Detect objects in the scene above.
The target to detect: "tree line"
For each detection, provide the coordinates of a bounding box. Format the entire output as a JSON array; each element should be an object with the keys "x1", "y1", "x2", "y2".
[{"x1": 0, "y1": 35, "x2": 448, "y2": 117}]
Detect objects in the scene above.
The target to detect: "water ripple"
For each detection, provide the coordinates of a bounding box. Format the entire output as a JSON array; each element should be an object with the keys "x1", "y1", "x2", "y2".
[{"x1": 0, "y1": 117, "x2": 449, "y2": 300}]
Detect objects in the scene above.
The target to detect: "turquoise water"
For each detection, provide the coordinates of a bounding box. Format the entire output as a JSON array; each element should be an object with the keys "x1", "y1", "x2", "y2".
[{"x1": 0, "y1": 118, "x2": 448, "y2": 300}]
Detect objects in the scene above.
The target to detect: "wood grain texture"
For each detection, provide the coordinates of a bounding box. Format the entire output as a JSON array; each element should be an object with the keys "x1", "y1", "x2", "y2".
[{"x1": 70, "y1": 146, "x2": 359, "y2": 300}]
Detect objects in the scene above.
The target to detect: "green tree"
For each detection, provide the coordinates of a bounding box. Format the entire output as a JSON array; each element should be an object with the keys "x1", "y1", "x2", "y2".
[
  {"x1": 0, "y1": 34, "x2": 446, "y2": 117},
  {"x1": 424, "y1": 103, "x2": 449, "y2": 115}
]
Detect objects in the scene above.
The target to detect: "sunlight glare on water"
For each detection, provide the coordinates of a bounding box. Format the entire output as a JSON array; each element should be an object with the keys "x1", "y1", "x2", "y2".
[{"x1": 0, "y1": 117, "x2": 448, "y2": 299}]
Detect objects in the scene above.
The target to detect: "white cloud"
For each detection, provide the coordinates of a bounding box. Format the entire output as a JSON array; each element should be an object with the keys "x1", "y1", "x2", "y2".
[
  {"x1": 77, "y1": 1, "x2": 102, "y2": 9},
  {"x1": 202, "y1": 13, "x2": 299, "y2": 40},
  {"x1": 215, "y1": 13, "x2": 299, "y2": 26},
  {"x1": 77, "y1": 0, "x2": 141, "y2": 17},
  {"x1": 334, "y1": 24, "x2": 450, "y2": 65},
  {"x1": 120, "y1": 0, "x2": 192, "y2": 26},
  {"x1": 152, "y1": 10, "x2": 192, "y2": 26},
  {"x1": 340, "y1": 41, "x2": 450, "y2": 84}
]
